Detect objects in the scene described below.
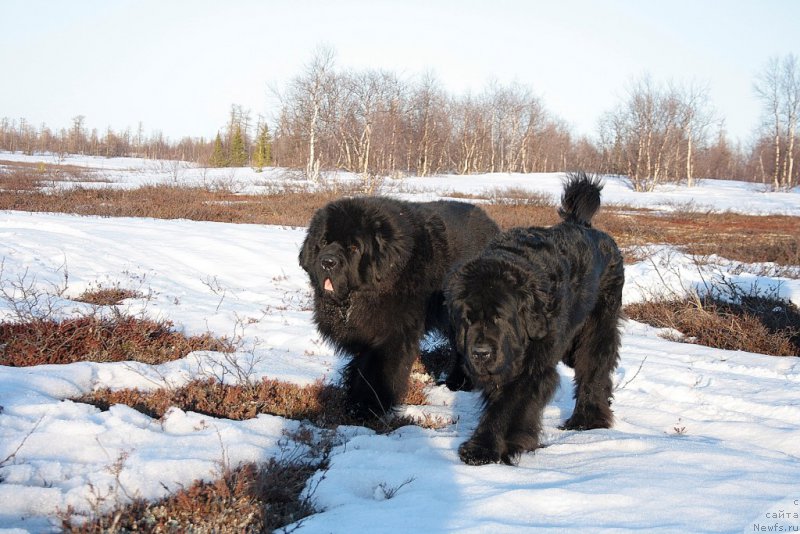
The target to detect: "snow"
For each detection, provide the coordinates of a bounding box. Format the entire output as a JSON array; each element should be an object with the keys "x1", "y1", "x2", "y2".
[{"x1": 1, "y1": 153, "x2": 799, "y2": 533}]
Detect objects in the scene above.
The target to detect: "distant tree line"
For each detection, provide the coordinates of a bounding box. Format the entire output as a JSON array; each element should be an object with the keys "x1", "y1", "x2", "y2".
[
  {"x1": 0, "y1": 115, "x2": 209, "y2": 162},
  {"x1": 1, "y1": 50, "x2": 797, "y2": 190},
  {"x1": 271, "y1": 47, "x2": 581, "y2": 181}
]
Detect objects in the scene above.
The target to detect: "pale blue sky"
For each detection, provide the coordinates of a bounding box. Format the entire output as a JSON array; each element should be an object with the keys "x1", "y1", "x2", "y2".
[{"x1": 1, "y1": 0, "x2": 798, "y2": 144}]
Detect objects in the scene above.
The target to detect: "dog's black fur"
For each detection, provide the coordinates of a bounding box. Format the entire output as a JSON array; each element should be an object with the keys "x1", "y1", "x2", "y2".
[
  {"x1": 299, "y1": 197, "x2": 499, "y2": 417},
  {"x1": 445, "y1": 173, "x2": 624, "y2": 465}
]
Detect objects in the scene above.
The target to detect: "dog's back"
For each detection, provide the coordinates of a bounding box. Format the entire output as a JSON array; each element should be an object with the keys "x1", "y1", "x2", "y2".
[{"x1": 421, "y1": 200, "x2": 500, "y2": 262}]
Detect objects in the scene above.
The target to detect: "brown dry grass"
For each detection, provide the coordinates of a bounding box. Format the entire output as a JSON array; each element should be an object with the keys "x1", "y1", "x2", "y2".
[
  {"x1": 67, "y1": 355, "x2": 442, "y2": 531},
  {"x1": 625, "y1": 296, "x2": 800, "y2": 357},
  {"x1": 481, "y1": 204, "x2": 799, "y2": 269},
  {"x1": 1, "y1": 178, "x2": 798, "y2": 268},
  {"x1": 0, "y1": 316, "x2": 232, "y2": 367},
  {"x1": 597, "y1": 208, "x2": 800, "y2": 267},
  {"x1": 63, "y1": 438, "x2": 325, "y2": 533},
  {"x1": 0, "y1": 159, "x2": 108, "y2": 191},
  {"x1": 76, "y1": 370, "x2": 440, "y2": 433},
  {"x1": 75, "y1": 287, "x2": 144, "y2": 306},
  {"x1": 450, "y1": 187, "x2": 554, "y2": 207},
  {"x1": 0, "y1": 184, "x2": 327, "y2": 227},
  {"x1": 0, "y1": 179, "x2": 350, "y2": 227}
]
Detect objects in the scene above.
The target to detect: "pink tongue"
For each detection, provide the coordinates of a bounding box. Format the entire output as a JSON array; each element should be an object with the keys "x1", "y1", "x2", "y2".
[{"x1": 324, "y1": 278, "x2": 334, "y2": 292}]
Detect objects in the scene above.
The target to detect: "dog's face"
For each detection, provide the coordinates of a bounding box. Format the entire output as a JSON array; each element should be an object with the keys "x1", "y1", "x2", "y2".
[
  {"x1": 299, "y1": 199, "x2": 410, "y2": 301},
  {"x1": 447, "y1": 260, "x2": 550, "y2": 385}
]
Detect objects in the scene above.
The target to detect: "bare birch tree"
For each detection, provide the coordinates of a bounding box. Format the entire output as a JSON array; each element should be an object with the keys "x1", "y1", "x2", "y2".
[
  {"x1": 277, "y1": 45, "x2": 337, "y2": 181},
  {"x1": 780, "y1": 54, "x2": 799, "y2": 190},
  {"x1": 674, "y1": 82, "x2": 713, "y2": 186},
  {"x1": 599, "y1": 75, "x2": 711, "y2": 191},
  {"x1": 755, "y1": 57, "x2": 785, "y2": 190}
]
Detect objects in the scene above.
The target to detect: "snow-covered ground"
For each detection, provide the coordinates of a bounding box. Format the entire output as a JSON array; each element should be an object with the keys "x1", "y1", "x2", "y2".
[
  {"x1": 1, "y1": 154, "x2": 799, "y2": 533},
  {"x1": 3, "y1": 152, "x2": 800, "y2": 216}
]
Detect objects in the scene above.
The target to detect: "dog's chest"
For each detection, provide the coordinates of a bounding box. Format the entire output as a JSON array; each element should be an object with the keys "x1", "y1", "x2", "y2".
[{"x1": 316, "y1": 293, "x2": 381, "y2": 340}]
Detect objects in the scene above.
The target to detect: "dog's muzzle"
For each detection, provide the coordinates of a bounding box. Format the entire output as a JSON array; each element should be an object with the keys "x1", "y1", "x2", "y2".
[{"x1": 468, "y1": 343, "x2": 495, "y2": 373}]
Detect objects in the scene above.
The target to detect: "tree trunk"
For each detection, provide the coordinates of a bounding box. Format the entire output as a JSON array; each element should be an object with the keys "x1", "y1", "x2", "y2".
[
  {"x1": 307, "y1": 99, "x2": 320, "y2": 182},
  {"x1": 686, "y1": 127, "x2": 694, "y2": 187}
]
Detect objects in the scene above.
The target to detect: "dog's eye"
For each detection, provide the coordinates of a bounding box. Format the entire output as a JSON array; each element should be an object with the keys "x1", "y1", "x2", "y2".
[
  {"x1": 319, "y1": 238, "x2": 327, "y2": 248},
  {"x1": 349, "y1": 244, "x2": 360, "y2": 254},
  {"x1": 493, "y1": 316, "x2": 502, "y2": 325}
]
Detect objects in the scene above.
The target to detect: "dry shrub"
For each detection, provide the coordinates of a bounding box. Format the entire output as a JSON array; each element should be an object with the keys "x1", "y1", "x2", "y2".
[
  {"x1": 77, "y1": 371, "x2": 441, "y2": 433},
  {"x1": 63, "y1": 450, "x2": 323, "y2": 533},
  {"x1": 79, "y1": 378, "x2": 336, "y2": 422},
  {"x1": 67, "y1": 370, "x2": 443, "y2": 530},
  {"x1": 485, "y1": 187, "x2": 554, "y2": 206},
  {"x1": 75, "y1": 287, "x2": 144, "y2": 306},
  {"x1": 483, "y1": 203, "x2": 558, "y2": 230},
  {"x1": 0, "y1": 159, "x2": 107, "y2": 191},
  {"x1": 625, "y1": 296, "x2": 800, "y2": 357},
  {"x1": 402, "y1": 374, "x2": 430, "y2": 406},
  {"x1": 0, "y1": 184, "x2": 343, "y2": 227},
  {"x1": 597, "y1": 208, "x2": 800, "y2": 269},
  {"x1": 1, "y1": 177, "x2": 798, "y2": 269},
  {"x1": 0, "y1": 167, "x2": 44, "y2": 191},
  {"x1": 447, "y1": 187, "x2": 554, "y2": 207},
  {"x1": 0, "y1": 316, "x2": 232, "y2": 366}
]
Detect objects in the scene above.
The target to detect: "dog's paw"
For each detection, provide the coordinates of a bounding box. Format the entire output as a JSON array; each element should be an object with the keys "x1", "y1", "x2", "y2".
[
  {"x1": 561, "y1": 406, "x2": 612, "y2": 431},
  {"x1": 347, "y1": 400, "x2": 389, "y2": 422},
  {"x1": 444, "y1": 374, "x2": 474, "y2": 392},
  {"x1": 500, "y1": 449, "x2": 522, "y2": 466},
  {"x1": 458, "y1": 440, "x2": 501, "y2": 465}
]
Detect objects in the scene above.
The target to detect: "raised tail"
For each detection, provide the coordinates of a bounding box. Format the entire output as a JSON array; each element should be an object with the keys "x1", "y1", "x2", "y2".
[{"x1": 558, "y1": 171, "x2": 604, "y2": 227}]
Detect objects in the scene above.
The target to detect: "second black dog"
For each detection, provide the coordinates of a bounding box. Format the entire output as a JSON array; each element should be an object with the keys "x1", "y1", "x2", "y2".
[{"x1": 445, "y1": 173, "x2": 624, "y2": 465}]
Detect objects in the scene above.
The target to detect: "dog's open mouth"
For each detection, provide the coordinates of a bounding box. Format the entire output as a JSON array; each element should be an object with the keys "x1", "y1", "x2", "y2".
[{"x1": 324, "y1": 278, "x2": 334, "y2": 292}]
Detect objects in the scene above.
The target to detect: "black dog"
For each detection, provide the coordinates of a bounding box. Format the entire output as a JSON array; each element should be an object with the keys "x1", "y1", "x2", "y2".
[
  {"x1": 445, "y1": 173, "x2": 624, "y2": 465},
  {"x1": 299, "y1": 197, "x2": 499, "y2": 418}
]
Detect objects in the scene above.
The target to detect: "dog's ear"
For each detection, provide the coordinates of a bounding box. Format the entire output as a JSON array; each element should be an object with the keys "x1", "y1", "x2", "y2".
[
  {"x1": 520, "y1": 302, "x2": 548, "y2": 340},
  {"x1": 443, "y1": 274, "x2": 468, "y2": 350},
  {"x1": 450, "y1": 303, "x2": 470, "y2": 354},
  {"x1": 424, "y1": 213, "x2": 448, "y2": 253},
  {"x1": 518, "y1": 282, "x2": 553, "y2": 340},
  {"x1": 366, "y1": 217, "x2": 390, "y2": 285},
  {"x1": 298, "y1": 214, "x2": 323, "y2": 273},
  {"x1": 371, "y1": 217, "x2": 393, "y2": 258},
  {"x1": 366, "y1": 212, "x2": 412, "y2": 286}
]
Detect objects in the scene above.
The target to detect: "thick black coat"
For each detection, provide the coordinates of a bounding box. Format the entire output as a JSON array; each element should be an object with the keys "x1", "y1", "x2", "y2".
[
  {"x1": 299, "y1": 196, "x2": 499, "y2": 417},
  {"x1": 445, "y1": 173, "x2": 624, "y2": 465}
]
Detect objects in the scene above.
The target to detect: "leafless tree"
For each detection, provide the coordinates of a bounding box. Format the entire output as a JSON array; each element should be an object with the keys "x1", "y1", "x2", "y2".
[
  {"x1": 278, "y1": 45, "x2": 337, "y2": 182},
  {"x1": 781, "y1": 55, "x2": 799, "y2": 189},
  {"x1": 69, "y1": 115, "x2": 86, "y2": 154},
  {"x1": 675, "y1": 82, "x2": 714, "y2": 186},
  {"x1": 754, "y1": 54, "x2": 800, "y2": 190},
  {"x1": 409, "y1": 72, "x2": 448, "y2": 177},
  {"x1": 598, "y1": 75, "x2": 713, "y2": 191},
  {"x1": 755, "y1": 57, "x2": 785, "y2": 189}
]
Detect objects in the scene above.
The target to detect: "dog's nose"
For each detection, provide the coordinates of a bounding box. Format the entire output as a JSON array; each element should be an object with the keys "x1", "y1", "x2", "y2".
[
  {"x1": 471, "y1": 345, "x2": 492, "y2": 361},
  {"x1": 320, "y1": 254, "x2": 338, "y2": 271}
]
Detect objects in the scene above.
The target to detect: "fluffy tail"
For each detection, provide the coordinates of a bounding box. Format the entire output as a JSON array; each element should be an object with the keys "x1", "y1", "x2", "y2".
[{"x1": 558, "y1": 171, "x2": 603, "y2": 227}]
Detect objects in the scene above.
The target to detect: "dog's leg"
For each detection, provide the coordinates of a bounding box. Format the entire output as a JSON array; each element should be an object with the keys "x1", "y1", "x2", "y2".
[
  {"x1": 345, "y1": 334, "x2": 420, "y2": 419},
  {"x1": 444, "y1": 350, "x2": 474, "y2": 391},
  {"x1": 459, "y1": 362, "x2": 559, "y2": 466},
  {"x1": 562, "y1": 276, "x2": 623, "y2": 431},
  {"x1": 501, "y1": 362, "x2": 560, "y2": 464}
]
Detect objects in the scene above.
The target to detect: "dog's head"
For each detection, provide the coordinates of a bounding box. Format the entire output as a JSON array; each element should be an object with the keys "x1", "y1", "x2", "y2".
[
  {"x1": 446, "y1": 258, "x2": 552, "y2": 385},
  {"x1": 299, "y1": 198, "x2": 413, "y2": 301}
]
